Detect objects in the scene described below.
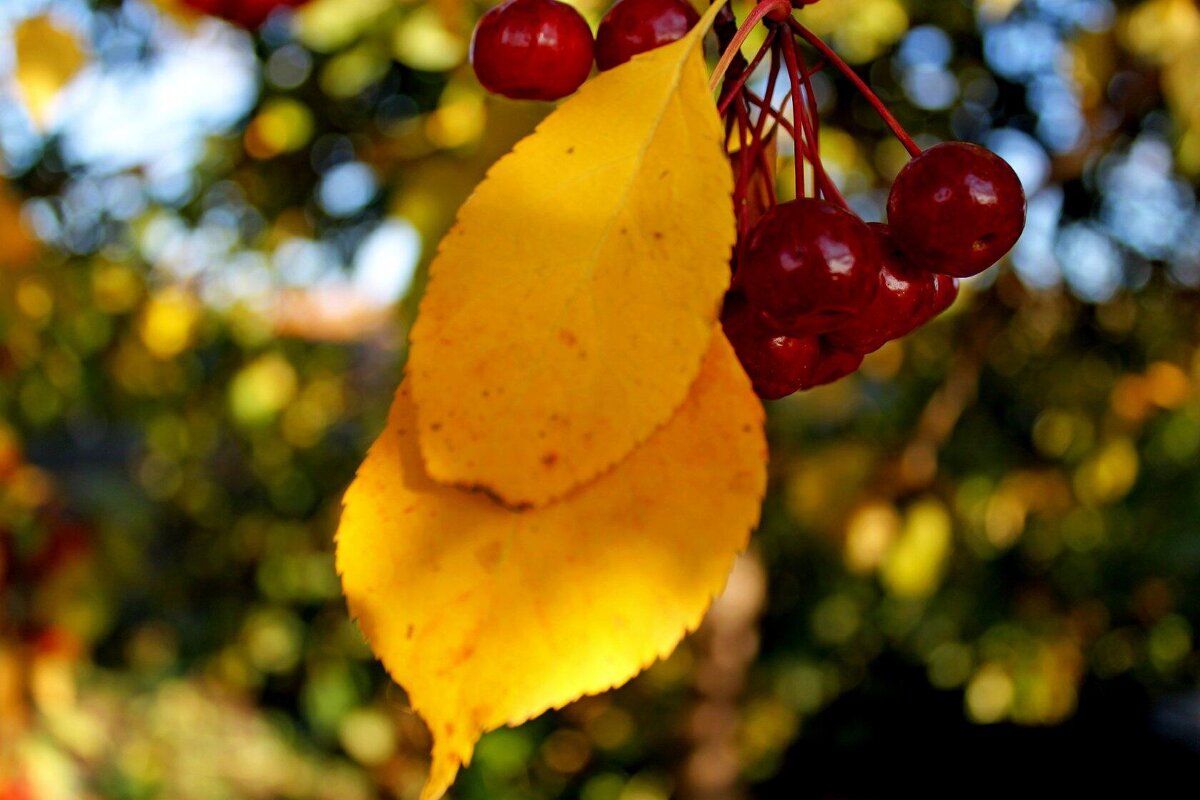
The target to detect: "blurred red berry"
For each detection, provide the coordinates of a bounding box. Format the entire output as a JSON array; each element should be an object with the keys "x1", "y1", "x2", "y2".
[{"x1": 181, "y1": 0, "x2": 311, "y2": 28}]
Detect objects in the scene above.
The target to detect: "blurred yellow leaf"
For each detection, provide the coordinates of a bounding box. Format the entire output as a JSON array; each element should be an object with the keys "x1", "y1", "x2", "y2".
[
  {"x1": 799, "y1": 0, "x2": 908, "y2": 63},
  {"x1": 408, "y1": 0, "x2": 735, "y2": 507},
  {"x1": 881, "y1": 498, "x2": 952, "y2": 598},
  {"x1": 429, "y1": 0, "x2": 468, "y2": 33},
  {"x1": 0, "y1": 184, "x2": 39, "y2": 268},
  {"x1": 144, "y1": 0, "x2": 202, "y2": 25},
  {"x1": 1074, "y1": 437, "x2": 1139, "y2": 506},
  {"x1": 13, "y1": 15, "x2": 87, "y2": 130},
  {"x1": 139, "y1": 289, "x2": 200, "y2": 360},
  {"x1": 393, "y1": 6, "x2": 467, "y2": 72},
  {"x1": 1122, "y1": 0, "x2": 1200, "y2": 173},
  {"x1": 229, "y1": 354, "x2": 298, "y2": 426},
  {"x1": 337, "y1": 334, "x2": 766, "y2": 800},
  {"x1": 319, "y1": 43, "x2": 390, "y2": 99},
  {"x1": 294, "y1": 0, "x2": 396, "y2": 53},
  {"x1": 424, "y1": 78, "x2": 486, "y2": 149},
  {"x1": 245, "y1": 98, "x2": 315, "y2": 159}
]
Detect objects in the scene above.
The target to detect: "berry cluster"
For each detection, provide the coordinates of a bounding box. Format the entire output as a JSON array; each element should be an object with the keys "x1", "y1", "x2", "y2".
[
  {"x1": 471, "y1": 0, "x2": 700, "y2": 101},
  {"x1": 469, "y1": 0, "x2": 1027, "y2": 400},
  {"x1": 711, "y1": 1, "x2": 1025, "y2": 399},
  {"x1": 726, "y1": 139, "x2": 1023, "y2": 400}
]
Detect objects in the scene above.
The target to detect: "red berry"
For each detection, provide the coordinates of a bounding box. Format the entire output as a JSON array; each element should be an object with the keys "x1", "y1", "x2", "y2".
[
  {"x1": 737, "y1": 198, "x2": 880, "y2": 336},
  {"x1": 824, "y1": 223, "x2": 942, "y2": 355},
  {"x1": 722, "y1": 293, "x2": 822, "y2": 400},
  {"x1": 887, "y1": 142, "x2": 1026, "y2": 278},
  {"x1": 722, "y1": 294, "x2": 865, "y2": 398},
  {"x1": 471, "y1": 0, "x2": 595, "y2": 101},
  {"x1": 182, "y1": 0, "x2": 309, "y2": 28},
  {"x1": 594, "y1": 0, "x2": 700, "y2": 71},
  {"x1": 929, "y1": 272, "x2": 960, "y2": 317},
  {"x1": 807, "y1": 343, "x2": 864, "y2": 389}
]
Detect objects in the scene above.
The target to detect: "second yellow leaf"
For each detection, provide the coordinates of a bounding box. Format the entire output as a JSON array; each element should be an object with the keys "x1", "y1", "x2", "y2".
[{"x1": 408, "y1": 2, "x2": 736, "y2": 507}]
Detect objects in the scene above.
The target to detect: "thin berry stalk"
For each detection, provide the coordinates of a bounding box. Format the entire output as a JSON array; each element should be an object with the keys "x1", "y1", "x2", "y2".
[
  {"x1": 709, "y1": 0, "x2": 792, "y2": 92},
  {"x1": 780, "y1": 32, "x2": 807, "y2": 198},
  {"x1": 787, "y1": 17, "x2": 922, "y2": 157},
  {"x1": 717, "y1": 28, "x2": 777, "y2": 118},
  {"x1": 782, "y1": 32, "x2": 848, "y2": 209}
]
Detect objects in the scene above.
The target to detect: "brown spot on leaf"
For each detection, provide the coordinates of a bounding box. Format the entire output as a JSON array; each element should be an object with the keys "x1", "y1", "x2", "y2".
[
  {"x1": 542, "y1": 451, "x2": 559, "y2": 467},
  {"x1": 475, "y1": 540, "x2": 503, "y2": 570},
  {"x1": 559, "y1": 329, "x2": 578, "y2": 347}
]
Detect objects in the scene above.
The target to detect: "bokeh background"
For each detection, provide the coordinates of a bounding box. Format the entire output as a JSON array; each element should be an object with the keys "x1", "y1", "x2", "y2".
[{"x1": 2, "y1": 0, "x2": 1200, "y2": 796}]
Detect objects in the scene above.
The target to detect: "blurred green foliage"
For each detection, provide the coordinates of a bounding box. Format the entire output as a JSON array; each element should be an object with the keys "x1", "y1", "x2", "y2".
[{"x1": 1, "y1": 0, "x2": 1200, "y2": 797}]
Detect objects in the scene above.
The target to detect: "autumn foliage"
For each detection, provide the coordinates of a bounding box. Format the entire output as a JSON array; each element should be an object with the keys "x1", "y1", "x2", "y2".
[{"x1": 5, "y1": 1, "x2": 1200, "y2": 798}]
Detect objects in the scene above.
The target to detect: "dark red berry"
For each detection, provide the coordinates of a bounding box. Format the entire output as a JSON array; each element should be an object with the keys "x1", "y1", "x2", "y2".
[
  {"x1": 723, "y1": 294, "x2": 865, "y2": 398},
  {"x1": 825, "y1": 223, "x2": 942, "y2": 355},
  {"x1": 737, "y1": 198, "x2": 880, "y2": 336},
  {"x1": 722, "y1": 293, "x2": 821, "y2": 400},
  {"x1": 471, "y1": 0, "x2": 595, "y2": 101},
  {"x1": 929, "y1": 272, "x2": 960, "y2": 317},
  {"x1": 182, "y1": 0, "x2": 309, "y2": 28},
  {"x1": 887, "y1": 142, "x2": 1026, "y2": 278},
  {"x1": 807, "y1": 343, "x2": 864, "y2": 389},
  {"x1": 594, "y1": 0, "x2": 699, "y2": 71}
]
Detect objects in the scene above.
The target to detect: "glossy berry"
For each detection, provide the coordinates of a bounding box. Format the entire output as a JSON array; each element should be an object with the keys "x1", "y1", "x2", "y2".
[
  {"x1": 807, "y1": 343, "x2": 864, "y2": 389},
  {"x1": 930, "y1": 272, "x2": 960, "y2": 316},
  {"x1": 825, "y1": 223, "x2": 947, "y2": 355},
  {"x1": 737, "y1": 198, "x2": 880, "y2": 336},
  {"x1": 471, "y1": 0, "x2": 595, "y2": 101},
  {"x1": 595, "y1": 0, "x2": 700, "y2": 71},
  {"x1": 722, "y1": 293, "x2": 822, "y2": 400},
  {"x1": 181, "y1": 0, "x2": 309, "y2": 28},
  {"x1": 887, "y1": 142, "x2": 1026, "y2": 278},
  {"x1": 723, "y1": 294, "x2": 866, "y2": 398}
]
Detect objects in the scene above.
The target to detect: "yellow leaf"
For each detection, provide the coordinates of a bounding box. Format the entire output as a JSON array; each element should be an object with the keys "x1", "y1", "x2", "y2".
[
  {"x1": 337, "y1": 333, "x2": 765, "y2": 800},
  {"x1": 408, "y1": 0, "x2": 735, "y2": 508},
  {"x1": 13, "y1": 16, "x2": 87, "y2": 130},
  {"x1": 294, "y1": 0, "x2": 396, "y2": 53}
]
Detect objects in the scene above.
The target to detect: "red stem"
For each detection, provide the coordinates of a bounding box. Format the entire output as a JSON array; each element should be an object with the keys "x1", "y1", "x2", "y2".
[
  {"x1": 792, "y1": 38, "x2": 822, "y2": 147},
  {"x1": 709, "y1": 0, "x2": 792, "y2": 92},
  {"x1": 782, "y1": 32, "x2": 849, "y2": 209},
  {"x1": 751, "y1": 39, "x2": 781, "y2": 146},
  {"x1": 747, "y1": 42, "x2": 782, "y2": 217},
  {"x1": 717, "y1": 28, "x2": 777, "y2": 118},
  {"x1": 732, "y1": 99, "x2": 756, "y2": 222},
  {"x1": 744, "y1": 91, "x2": 797, "y2": 141},
  {"x1": 787, "y1": 18, "x2": 922, "y2": 157},
  {"x1": 780, "y1": 33, "x2": 807, "y2": 198}
]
